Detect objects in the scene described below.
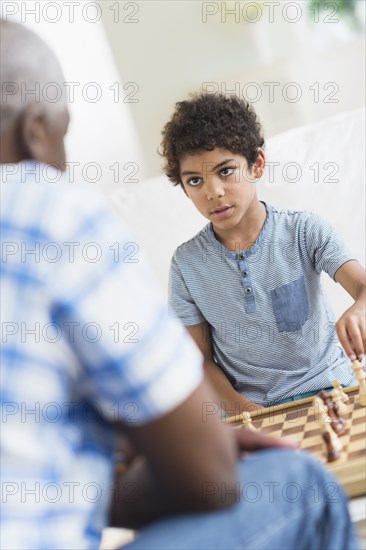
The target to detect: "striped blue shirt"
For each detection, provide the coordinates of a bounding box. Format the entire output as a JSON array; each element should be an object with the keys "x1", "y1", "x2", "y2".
[
  {"x1": 1, "y1": 162, "x2": 203, "y2": 550},
  {"x1": 169, "y1": 203, "x2": 356, "y2": 406}
]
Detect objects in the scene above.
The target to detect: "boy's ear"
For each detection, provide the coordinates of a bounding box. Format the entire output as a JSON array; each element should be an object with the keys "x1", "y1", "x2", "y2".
[
  {"x1": 17, "y1": 104, "x2": 49, "y2": 163},
  {"x1": 252, "y1": 148, "x2": 265, "y2": 179}
]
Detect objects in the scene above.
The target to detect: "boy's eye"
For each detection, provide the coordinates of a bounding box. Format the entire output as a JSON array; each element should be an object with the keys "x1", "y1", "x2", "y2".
[
  {"x1": 220, "y1": 167, "x2": 236, "y2": 177},
  {"x1": 186, "y1": 177, "x2": 202, "y2": 187}
]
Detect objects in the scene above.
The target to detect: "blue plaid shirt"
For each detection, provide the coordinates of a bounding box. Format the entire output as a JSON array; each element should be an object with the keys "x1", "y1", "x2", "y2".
[{"x1": 1, "y1": 161, "x2": 203, "y2": 549}]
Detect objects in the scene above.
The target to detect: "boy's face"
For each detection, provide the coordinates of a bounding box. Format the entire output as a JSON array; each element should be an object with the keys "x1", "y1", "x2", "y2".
[{"x1": 179, "y1": 148, "x2": 265, "y2": 240}]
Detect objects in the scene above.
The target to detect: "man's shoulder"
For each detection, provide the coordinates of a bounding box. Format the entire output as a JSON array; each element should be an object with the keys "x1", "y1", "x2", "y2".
[
  {"x1": 1, "y1": 161, "x2": 104, "y2": 207},
  {"x1": 1, "y1": 161, "x2": 129, "y2": 242}
]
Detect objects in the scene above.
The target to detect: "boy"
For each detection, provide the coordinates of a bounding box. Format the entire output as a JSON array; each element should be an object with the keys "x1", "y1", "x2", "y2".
[{"x1": 161, "y1": 93, "x2": 366, "y2": 411}]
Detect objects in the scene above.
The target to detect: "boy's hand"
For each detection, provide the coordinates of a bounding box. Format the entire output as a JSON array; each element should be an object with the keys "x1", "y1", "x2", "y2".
[
  {"x1": 336, "y1": 302, "x2": 366, "y2": 361},
  {"x1": 334, "y1": 260, "x2": 366, "y2": 361}
]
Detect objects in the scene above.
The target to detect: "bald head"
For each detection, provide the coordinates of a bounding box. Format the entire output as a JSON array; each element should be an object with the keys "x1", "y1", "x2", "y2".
[
  {"x1": 0, "y1": 21, "x2": 69, "y2": 169},
  {"x1": 0, "y1": 20, "x2": 67, "y2": 134}
]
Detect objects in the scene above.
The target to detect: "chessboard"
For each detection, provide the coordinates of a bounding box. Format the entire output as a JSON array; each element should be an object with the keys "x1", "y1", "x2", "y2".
[{"x1": 227, "y1": 385, "x2": 365, "y2": 498}]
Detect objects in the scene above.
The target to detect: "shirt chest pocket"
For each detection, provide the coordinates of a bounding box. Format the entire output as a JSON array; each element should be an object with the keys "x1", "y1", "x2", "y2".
[{"x1": 271, "y1": 275, "x2": 309, "y2": 333}]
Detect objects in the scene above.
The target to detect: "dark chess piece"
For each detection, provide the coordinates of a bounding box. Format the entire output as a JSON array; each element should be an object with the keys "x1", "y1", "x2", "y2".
[
  {"x1": 322, "y1": 430, "x2": 341, "y2": 462},
  {"x1": 318, "y1": 390, "x2": 346, "y2": 435}
]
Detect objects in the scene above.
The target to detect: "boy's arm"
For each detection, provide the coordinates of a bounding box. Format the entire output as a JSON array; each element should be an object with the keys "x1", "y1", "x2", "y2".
[
  {"x1": 187, "y1": 322, "x2": 262, "y2": 414},
  {"x1": 335, "y1": 260, "x2": 366, "y2": 359}
]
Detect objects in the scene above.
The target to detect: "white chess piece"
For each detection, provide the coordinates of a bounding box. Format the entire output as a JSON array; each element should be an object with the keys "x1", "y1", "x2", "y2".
[
  {"x1": 241, "y1": 411, "x2": 256, "y2": 431},
  {"x1": 332, "y1": 379, "x2": 349, "y2": 403},
  {"x1": 353, "y1": 360, "x2": 366, "y2": 406},
  {"x1": 330, "y1": 388, "x2": 348, "y2": 416},
  {"x1": 313, "y1": 396, "x2": 331, "y2": 425}
]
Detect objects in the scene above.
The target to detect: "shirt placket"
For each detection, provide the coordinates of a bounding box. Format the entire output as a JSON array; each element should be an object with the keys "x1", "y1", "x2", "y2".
[{"x1": 237, "y1": 253, "x2": 256, "y2": 313}]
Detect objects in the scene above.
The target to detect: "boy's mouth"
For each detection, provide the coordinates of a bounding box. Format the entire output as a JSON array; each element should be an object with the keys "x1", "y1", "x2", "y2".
[{"x1": 210, "y1": 205, "x2": 234, "y2": 219}]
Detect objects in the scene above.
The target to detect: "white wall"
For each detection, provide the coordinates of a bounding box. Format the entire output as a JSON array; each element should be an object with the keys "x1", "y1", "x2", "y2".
[
  {"x1": 2, "y1": 0, "x2": 145, "y2": 184},
  {"x1": 101, "y1": 0, "x2": 365, "y2": 177},
  {"x1": 5, "y1": 1, "x2": 365, "y2": 182}
]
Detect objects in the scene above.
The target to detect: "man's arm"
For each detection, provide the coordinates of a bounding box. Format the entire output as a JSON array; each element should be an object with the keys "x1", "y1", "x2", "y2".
[
  {"x1": 110, "y1": 377, "x2": 294, "y2": 529},
  {"x1": 109, "y1": 379, "x2": 238, "y2": 528},
  {"x1": 187, "y1": 322, "x2": 262, "y2": 415},
  {"x1": 335, "y1": 260, "x2": 366, "y2": 360}
]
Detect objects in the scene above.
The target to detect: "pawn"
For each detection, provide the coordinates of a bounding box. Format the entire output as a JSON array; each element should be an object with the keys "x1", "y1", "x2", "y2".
[
  {"x1": 330, "y1": 388, "x2": 348, "y2": 416},
  {"x1": 353, "y1": 360, "x2": 366, "y2": 406},
  {"x1": 313, "y1": 396, "x2": 327, "y2": 426},
  {"x1": 241, "y1": 411, "x2": 256, "y2": 431},
  {"x1": 332, "y1": 379, "x2": 349, "y2": 403},
  {"x1": 352, "y1": 359, "x2": 363, "y2": 377}
]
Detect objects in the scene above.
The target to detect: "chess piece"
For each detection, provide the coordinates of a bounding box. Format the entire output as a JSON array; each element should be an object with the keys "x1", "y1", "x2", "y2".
[
  {"x1": 322, "y1": 430, "x2": 342, "y2": 462},
  {"x1": 318, "y1": 390, "x2": 346, "y2": 435},
  {"x1": 313, "y1": 396, "x2": 326, "y2": 426},
  {"x1": 352, "y1": 360, "x2": 366, "y2": 406},
  {"x1": 332, "y1": 379, "x2": 349, "y2": 403},
  {"x1": 314, "y1": 396, "x2": 343, "y2": 462},
  {"x1": 330, "y1": 388, "x2": 348, "y2": 416},
  {"x1": 241, "y1": 411, "x2": 256, "y2": 431}
]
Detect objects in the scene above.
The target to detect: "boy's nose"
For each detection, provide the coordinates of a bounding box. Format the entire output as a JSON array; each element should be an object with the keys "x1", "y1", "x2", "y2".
[{"x1": 206, "y1": 177, "x2": 225, "y2": 200}]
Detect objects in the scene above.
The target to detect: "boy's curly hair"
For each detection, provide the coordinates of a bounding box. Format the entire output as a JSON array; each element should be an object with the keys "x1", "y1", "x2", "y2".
[{"x1": 160, "y1": 93, "x2": 265, "y2": 187}]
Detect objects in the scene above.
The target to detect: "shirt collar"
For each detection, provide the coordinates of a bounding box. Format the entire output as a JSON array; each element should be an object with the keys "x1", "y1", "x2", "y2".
[{"x1": 207, "y1": 201, "x2": 273, "y2": 259}]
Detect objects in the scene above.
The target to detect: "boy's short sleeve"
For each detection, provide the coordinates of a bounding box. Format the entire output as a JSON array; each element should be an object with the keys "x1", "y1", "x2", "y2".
[
  {"x1": 304, "y1": 213, "x2": 356, "y2": 280},
  {"x1": 169, "y1": 255, "x2": 206, "y2": 326}
]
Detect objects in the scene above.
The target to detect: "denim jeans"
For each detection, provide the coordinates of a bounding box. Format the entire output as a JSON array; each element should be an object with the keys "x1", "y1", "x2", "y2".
[{"x1": 122, "y1": 449, "x2": 359, "y2": 550}]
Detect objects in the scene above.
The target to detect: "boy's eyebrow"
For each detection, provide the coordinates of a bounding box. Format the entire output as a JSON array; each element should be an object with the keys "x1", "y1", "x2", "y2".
[{"x1": 181, "y1": 159, "x2": 235, "y2": 176}]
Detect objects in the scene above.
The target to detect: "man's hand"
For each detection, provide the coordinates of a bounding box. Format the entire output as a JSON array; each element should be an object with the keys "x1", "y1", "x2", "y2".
[
  {"x1": 110, "y1": 379, "x2": 238, "y2": 529},
  {"x1": 234, "y1": 427, "x2": 298, "y2": 457}
]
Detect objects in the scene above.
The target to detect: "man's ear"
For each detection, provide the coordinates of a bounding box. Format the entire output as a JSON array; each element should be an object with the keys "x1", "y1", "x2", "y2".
[
  {"x1": 17, "y1": 104, "x2": 48, "y2": 163},
  {"x1": 252, "y1": 148, "x2": 265, "y2": 179}
]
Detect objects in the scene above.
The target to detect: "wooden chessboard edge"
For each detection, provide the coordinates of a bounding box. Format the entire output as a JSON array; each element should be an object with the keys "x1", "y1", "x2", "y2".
[
  {"x1": 329, "y1": 457, "x2": 366, "y2": 498},
  {"x1": 343, "y1": 384, "x2": 361, "y2": 395},
  {"x1": 224, "y1": 385, "x2": 360, "y2": 424}
]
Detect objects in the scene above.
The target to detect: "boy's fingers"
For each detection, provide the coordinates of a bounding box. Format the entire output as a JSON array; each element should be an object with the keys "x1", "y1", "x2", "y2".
[
  {"x1": 358, "y1": 319, "x2": 366, "y2": 355},
  {"x1": 336, "y1": 321, "x2": 355, "y2": 359},
  {"x1": 346, "y1": 321, "x2": 364, "y2": 358},
  {"x1": 234, "y1": 428, "x2": 298, "y2": 452}
]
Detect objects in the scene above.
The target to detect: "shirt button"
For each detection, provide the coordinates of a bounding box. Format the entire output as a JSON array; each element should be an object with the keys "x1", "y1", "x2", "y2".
[
  {"x1": 241, "y1": 271, "x2": 248, "y2": 277},
  {"x1": 245, "y1": 288, "x2": 252, "y2": 294}
]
